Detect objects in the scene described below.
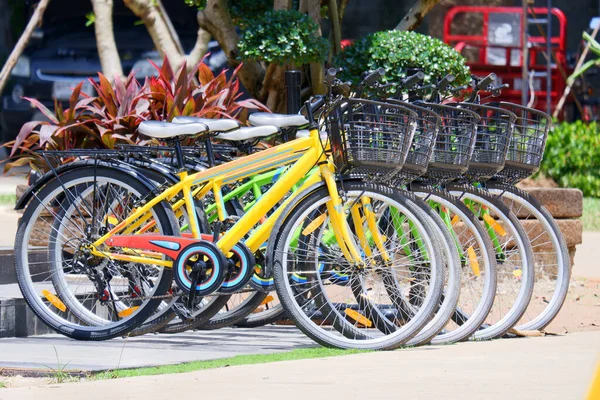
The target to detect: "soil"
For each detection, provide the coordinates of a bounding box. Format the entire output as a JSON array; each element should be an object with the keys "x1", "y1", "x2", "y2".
[
  {"x1": 543, "y1": 277, "x2": 600, "y2": 334},
  {"x1": 517, "y1": 175, "x2": 559, "y2": 189}
]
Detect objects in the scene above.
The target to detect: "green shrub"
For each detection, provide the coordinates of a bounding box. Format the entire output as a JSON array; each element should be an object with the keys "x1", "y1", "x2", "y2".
[
  {"x1": 540, "y1": 120, "x2": 600, "y2": 197},
  {"x1": 238, "y1": 10, "x2": 328, "y2": 65},
  {"x1": 334, "y1": 30, "x2": 471, "y2": 86}
]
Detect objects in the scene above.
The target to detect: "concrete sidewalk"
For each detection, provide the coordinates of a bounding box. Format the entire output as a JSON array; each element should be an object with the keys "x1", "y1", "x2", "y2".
[
  {"x1": 573, "y1": 231, "x2": 600, "y2": 280},
  {"x1": 0, "y1": 326, "x2": 314, "y2": 372},
  {"x1": 1, "y1": 331, "x2": 598, "y2": 400}
]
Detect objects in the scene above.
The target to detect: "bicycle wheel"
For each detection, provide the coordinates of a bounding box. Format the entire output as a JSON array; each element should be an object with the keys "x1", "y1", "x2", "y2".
[
  {"x1": 196, "y1": 290, "x2": 269, "y2": 330},
  {"x1": 15, "y1": 166, "x2": 177, "y2": 340},
  {"x1": 271, "y1": 181, "x2": 444, "y2": 350},
  {"x1": 412, "y1": 188, "x2": 497, "y2": 344},
  {"x1": 487, "y1": 183, "x2": 571, "y2": 331},
  {"x1": 401, "y1": 192, "x2": 461, "y2": 346},
  {"x1": 47, "y1": 167, "x2": 181, "y2": 338},
  {"x1": 449, "y1": 184, "x2": 535, "y2": 340},
  {"x1": 158, "y1": 294, "x2": 231, "y2": 333},
  {"x1": 236, "y1": 293, "x2": 285, "y2": 328}
]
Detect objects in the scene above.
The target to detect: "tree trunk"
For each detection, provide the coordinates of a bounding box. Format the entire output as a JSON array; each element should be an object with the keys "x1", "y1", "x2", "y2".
[
  {"x1": 261, "y1": 63, "x2": 286, "y2": 112},
  {"x1": 123, "y1": 0, "x2": 185, "y2": 70},
  {"x1": 155, "y1": 0, "x2": 184, "y2": 55},
  {"x1": 328, "y1": 0, "x2": 342, "y2": 55},
  {"x1": 305, "y1": 0, "x2": 325, "y2": 95},
  {"x1": 0, "y1": 0, "x2": 51, "y2": 96},
  {"x1": 273, "y1": 0, "x2": 291, "y2": 10},
  {"x1": 91, "y1": 0, "x2": 124, "y2": 80},
  {"x1": 197, "y1": 0, "x2": 265, "y2": 99},
  {"x1": 395, "y1": 0, "x2": 441, "y2": 31}
]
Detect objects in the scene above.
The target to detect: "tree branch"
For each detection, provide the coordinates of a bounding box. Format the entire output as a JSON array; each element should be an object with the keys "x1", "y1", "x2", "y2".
[
  {"x1": 123, "y1": 0, "x2": 185, "y2": 69},
  {"x1": 395, "y1": 0, "x2": 441, "y2": 31},
  {"x1": 0, "y1": 0, "x2": 51, "y2": 96},
  {"x1": 91, "y1": 0, "x2": 124, "y2": 81},
  {"x1": 186, "y1": 26, "x2": 211, "y2": 67},
  {"x1": 197, "y1": 0, "x2": 265, "y2": 98}
]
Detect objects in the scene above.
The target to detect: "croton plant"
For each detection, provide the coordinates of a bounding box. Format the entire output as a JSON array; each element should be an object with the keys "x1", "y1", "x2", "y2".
[{"x1": 4, "y1": 55, "x2": 269, "y2": 173}]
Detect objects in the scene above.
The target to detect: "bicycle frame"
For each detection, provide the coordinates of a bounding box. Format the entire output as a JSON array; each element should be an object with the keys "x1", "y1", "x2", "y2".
[{"x1": 88, "y1": 130, "x2": 364, "y2": 268}]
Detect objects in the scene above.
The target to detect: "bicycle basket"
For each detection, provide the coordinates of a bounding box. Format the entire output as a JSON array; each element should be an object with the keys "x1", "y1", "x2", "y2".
[
  {"x1": 416, "y1": 102, "x2": 481, "y2": 182},
  {"x1": 326, "y1": 98, "x2": 418, "y2": 178},
  {"x1": 384, "y1": 99, "x2": 441, "y2": 183},
  {"x1": 489, "y1": 102, "x2": 551, "y2": 182},
  {"x1": 457, "y1": 102, "x2": 517, "y2": 181}
]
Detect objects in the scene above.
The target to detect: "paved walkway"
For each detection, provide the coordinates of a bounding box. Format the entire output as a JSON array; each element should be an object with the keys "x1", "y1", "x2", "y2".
[
  {"x1": 1, "y1": 331, "x2": 598, "y2": 400},
  {"x1": 573, "y1": 232, "x2": 600, "y2": 280},
  {"x1": 0, "y1": 326, "x2": 313, "y2": 372}
]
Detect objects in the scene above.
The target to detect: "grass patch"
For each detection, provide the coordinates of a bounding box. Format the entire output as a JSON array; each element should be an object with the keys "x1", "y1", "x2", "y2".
[
  {"x1": 0, "y1": 194, "x2": 15, "y2": 205},
  {"x1": 583, "y1": 198, "x2": 600, "y2": 231},
  {"x1": 93, "y1": 347, "x2": 368, "y2": 380},
  {"x1": 0, "y1": 381, "x2": 6, "y2": 389}
]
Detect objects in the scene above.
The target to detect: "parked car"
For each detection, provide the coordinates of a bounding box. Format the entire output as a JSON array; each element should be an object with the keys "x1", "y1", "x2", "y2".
[{"x1": 0, "y1": 7, "x2": 227, "y2": 146}]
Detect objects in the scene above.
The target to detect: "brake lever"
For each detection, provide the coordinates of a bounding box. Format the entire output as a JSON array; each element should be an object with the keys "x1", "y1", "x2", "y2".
[
  {"x1": 490, "y1": 83, "x2": 510, "y2": 97},
  {"x1": 415, "y1": 83, "x2": 436, "y2": 96}
]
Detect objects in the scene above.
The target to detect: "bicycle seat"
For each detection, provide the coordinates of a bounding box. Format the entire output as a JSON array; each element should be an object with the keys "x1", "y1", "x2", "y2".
[
  {"x1": 249, "y1": 112, "x2": 309, "y2": 128},
  {"x1": 172, "y1": 116, "x2": 241, "y2": 132},
  {"x1": 138, "y1": 121, "x2": 209, "y2": 139},
  {"x1": 216, "y1": 125, "x2": 280, "y2": 141}
]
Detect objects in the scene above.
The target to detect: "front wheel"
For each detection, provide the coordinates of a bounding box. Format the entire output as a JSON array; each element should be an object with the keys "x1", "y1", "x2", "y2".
[{"x1": 270, "y1": 181, "x2": 444, "y2": 350}]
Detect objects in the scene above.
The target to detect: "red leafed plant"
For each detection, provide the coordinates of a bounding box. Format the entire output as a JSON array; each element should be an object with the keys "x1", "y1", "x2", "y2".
[{"x1": 4, "y1": 55, "x2": 269, "y2": 173}]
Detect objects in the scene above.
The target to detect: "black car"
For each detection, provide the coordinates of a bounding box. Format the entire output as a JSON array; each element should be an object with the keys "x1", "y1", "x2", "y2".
[{"x1": 0, "y1": 2, "x2": 227, "y2": 145}]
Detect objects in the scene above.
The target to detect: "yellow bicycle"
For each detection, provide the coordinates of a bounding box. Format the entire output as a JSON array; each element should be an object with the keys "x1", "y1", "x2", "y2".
[{"x1": 15, "y1": 95, "x2": 445, "y2": 349}]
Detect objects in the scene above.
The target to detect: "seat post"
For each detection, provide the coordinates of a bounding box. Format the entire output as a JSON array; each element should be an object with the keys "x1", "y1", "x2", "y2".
[
  {"x1": 173, "y1": 139, "x2": 186, "y2": 170},
  {"x1": 204, "y1": 138, "x2": 216, "y2": 167}
]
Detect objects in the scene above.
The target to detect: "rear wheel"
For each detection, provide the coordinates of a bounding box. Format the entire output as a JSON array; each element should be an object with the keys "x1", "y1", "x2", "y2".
[{"x1": 15, "y1": 167, "x2": 177, "y2": 340}]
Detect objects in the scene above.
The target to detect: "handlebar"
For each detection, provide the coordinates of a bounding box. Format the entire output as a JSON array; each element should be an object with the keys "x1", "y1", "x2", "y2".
[
  {"x1": 490, "y1": 83, "x2": 509, "y2": 97},
  {"x1": 415, "y1": 83, "x2": 436, "y2": 96},
  {"x1": 360, "y1": 68, "x2": 386, "y2": 88},
  {"x1": 333, "y1": 81, "x2": 352, "y2": 97},
  {"x1": 436, "y1": 74, "x2": 455, "y2": 91},
  {"x1": 401, "y1": 71, "x2": 425, "y2": 89},
  {"x1": 325, "y1": 67, "x2": 339, "y2": 87},
  {"x1": 304, "y1": 96, "x2": 325, "y2": 124},
  {"x1": 474, "y1": 73, "x2": 497, "y2": 90}
]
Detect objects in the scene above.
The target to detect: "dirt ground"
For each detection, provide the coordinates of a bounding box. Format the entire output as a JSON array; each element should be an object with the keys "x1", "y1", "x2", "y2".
[{"x1": 544, "y1": 277, "x2": 600, "y2": 334}]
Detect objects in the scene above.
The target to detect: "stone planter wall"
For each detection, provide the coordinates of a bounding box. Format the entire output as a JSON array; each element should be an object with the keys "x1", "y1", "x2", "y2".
[{"x1": 523, "y1": 188, "x2": 583, "y2": 266}]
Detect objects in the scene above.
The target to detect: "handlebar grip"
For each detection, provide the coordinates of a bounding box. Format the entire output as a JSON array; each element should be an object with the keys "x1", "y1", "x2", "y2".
[
  {"x1": 401, "y1": 71, "x2": 425, "y2": 89},
  {"x1": 476, "y1": 73, "x2": 497, "y2": 90},
  {"x1": 450, "y1": 85, "x2": 469, "y2": 93},
  {"x1": 437, "y1": 74, "x2": 455, "y2": 90},
  {"x1": 325, "y1": 68, "x2": 338, "y2": 86},
  {"x1": 361, "y1": 67, "x2": 386, "y2": 87}
]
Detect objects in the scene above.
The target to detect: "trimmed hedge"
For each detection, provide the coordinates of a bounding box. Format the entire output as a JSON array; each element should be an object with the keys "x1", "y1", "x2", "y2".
[
  {"x1": 334, "y1": 30, "x2": 471, "y2": 87},
  {"x1": 540, "y1": 120, "x2": 600, "y2": 197}
]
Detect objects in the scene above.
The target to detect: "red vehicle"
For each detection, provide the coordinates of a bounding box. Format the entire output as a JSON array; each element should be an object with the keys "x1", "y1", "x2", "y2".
[{"x1": 443, "y1": 6, "x2": 569, "y2": 115}]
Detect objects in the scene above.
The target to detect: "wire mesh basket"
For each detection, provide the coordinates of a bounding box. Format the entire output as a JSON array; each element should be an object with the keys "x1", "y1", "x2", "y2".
[
  {"x1": 488, "y1": 102, "x2": 552, "y2": 183},
  {"x1": 455, "y1": 102, "x2": 517, "y2": 181},
  {"x1": 326, "y1": 98, "x2": 418, "y2": 178},
  {"x1": 415, "y1": 102, "x2": 481, "y2": 182},
  {"x1": 384, "y1": 99, "x2": 441, "y2": 183}
]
